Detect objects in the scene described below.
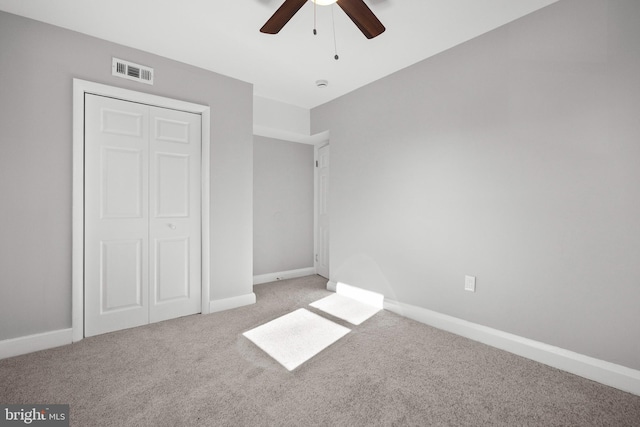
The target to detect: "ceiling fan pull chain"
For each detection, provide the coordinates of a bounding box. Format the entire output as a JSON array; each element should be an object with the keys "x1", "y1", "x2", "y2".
[
  {"x1": 332, "y1": 4, "x2": 339, "y2": 60},
  {"x1": 313, "y1": 0, "x2": 317, "y2": 35}
]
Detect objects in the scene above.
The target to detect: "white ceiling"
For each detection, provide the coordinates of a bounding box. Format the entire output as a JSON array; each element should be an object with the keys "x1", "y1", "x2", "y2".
[{"x1": 0, "y1": 0, "x2": 558, "y2": 109}]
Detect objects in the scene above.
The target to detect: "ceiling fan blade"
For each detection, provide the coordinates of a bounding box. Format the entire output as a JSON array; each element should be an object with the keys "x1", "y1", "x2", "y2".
[
  {"x1": 260, "y1": 0, "x2": 308, "y2": 34},
  {"x1": 337, "y1": 0, "x2": 385, "y2": 39}
]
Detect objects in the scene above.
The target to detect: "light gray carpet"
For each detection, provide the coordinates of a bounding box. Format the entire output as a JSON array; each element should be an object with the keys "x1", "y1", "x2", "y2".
[
  {"x1": 1, "y1": 275, "x2": 639, "y2": 426},
  {"x1": 243, "y1": 308, "x2": 350, "y2": 371},
  {"x1": 310, "y1": 293, "x2": 381, "y2": 325}
]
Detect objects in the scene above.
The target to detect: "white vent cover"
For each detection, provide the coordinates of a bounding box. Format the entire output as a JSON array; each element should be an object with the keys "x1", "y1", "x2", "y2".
[{"x1": 112, "y1": 58, "x2": 154, "y2": 85}]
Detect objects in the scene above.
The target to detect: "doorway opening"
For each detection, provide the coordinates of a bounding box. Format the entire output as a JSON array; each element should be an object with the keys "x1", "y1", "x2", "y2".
[{"x1": 315, "y1": 143, "x2": 330, "y2": 279}]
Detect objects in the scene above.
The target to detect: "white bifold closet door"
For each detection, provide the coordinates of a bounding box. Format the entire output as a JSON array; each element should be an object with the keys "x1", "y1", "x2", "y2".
[{"x1": 84, "y1": 94, "x2": 201, "y2": 337}]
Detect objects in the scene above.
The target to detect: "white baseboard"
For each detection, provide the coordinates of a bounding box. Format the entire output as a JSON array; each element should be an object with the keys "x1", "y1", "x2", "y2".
[
  {"x1": 384, "y1": 298, "x2": 640, "y2": 396},
  {"x1": 0, "y1": 328, "x2": 73, "y2": 360},
  {"x1": 253, "y1": 267, "x2": 316, "y2": 285},
  {"x1": 209, "y1": 293, "x2": 256, "y2": 313}
]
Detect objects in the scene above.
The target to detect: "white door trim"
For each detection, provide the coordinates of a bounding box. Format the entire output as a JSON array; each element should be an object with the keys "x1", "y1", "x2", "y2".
[{"x1": 72, "y1": 79, "x2": 211, "y2": 342}]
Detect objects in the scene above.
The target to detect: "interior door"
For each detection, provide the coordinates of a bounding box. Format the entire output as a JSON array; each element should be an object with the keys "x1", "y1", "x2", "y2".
[
  {"x1": 316, "y1": 144, "x2": 330, "y2": 279},
  {"x1": 84, "y1": 94, "x2": 201, "y2": 337},
  {"x1": 149, "y1": 106, "x2": 201, "y2": 323}
]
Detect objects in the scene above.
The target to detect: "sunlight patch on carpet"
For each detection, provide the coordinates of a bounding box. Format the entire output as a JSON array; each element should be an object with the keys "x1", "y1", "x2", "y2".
[
  {"x1": 243, "y1": 308, "x2": 350, "y2": 371},
  {"x1": 310, "y1": 293, "x2": 382, "y2": 325}
]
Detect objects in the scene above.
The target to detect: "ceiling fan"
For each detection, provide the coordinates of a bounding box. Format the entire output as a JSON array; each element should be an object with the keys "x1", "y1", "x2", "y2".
[{"x1": 260, "y1": 0, "x2": 385, "y2": 39}]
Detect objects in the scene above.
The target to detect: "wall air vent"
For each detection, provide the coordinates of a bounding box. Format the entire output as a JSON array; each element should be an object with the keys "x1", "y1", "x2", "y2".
[{"x1": 112, "y1": 58, "x2": 154, "y2": 85}]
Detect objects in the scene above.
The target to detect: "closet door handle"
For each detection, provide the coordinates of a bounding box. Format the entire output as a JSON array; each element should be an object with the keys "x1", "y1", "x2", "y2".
[{"x1": 167, "y1": 223, "x2": 176, "y2": 230}]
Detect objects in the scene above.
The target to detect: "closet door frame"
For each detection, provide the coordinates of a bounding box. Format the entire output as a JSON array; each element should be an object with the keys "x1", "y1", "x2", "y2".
[{"x1": 72, "y1": 79, "x2": 211, "y2": 342}]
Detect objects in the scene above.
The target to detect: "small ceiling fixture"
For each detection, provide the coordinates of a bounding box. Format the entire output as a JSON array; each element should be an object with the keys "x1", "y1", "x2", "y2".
[{"x1": 316, "y1": 80, "x2": 329, "y2": 88}]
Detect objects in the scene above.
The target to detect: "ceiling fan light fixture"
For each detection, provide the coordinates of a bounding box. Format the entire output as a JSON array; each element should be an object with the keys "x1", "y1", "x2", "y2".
[
  {"x1": 312, "y1": 0, "x2": 338, "y2": 5},
  {"x1": 261, "y1": 0, "x2": 384, "y2": 39}
]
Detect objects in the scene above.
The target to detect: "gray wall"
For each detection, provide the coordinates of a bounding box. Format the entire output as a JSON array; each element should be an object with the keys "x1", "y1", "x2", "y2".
[
  {"x1": 312, "y1": 0, "x2": 640, "y2": 370},
  {"x1": 0, "y1": 11, "x2": 253, "y2": 340},
  {"x1": 253, "y1": 136, "x2": 314, "y2": 276}
]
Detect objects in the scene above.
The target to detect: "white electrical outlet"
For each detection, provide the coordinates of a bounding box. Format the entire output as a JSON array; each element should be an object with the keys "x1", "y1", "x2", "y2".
[{"x1": 465, "y1": 275, "x2": 476, "y2": 292}]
